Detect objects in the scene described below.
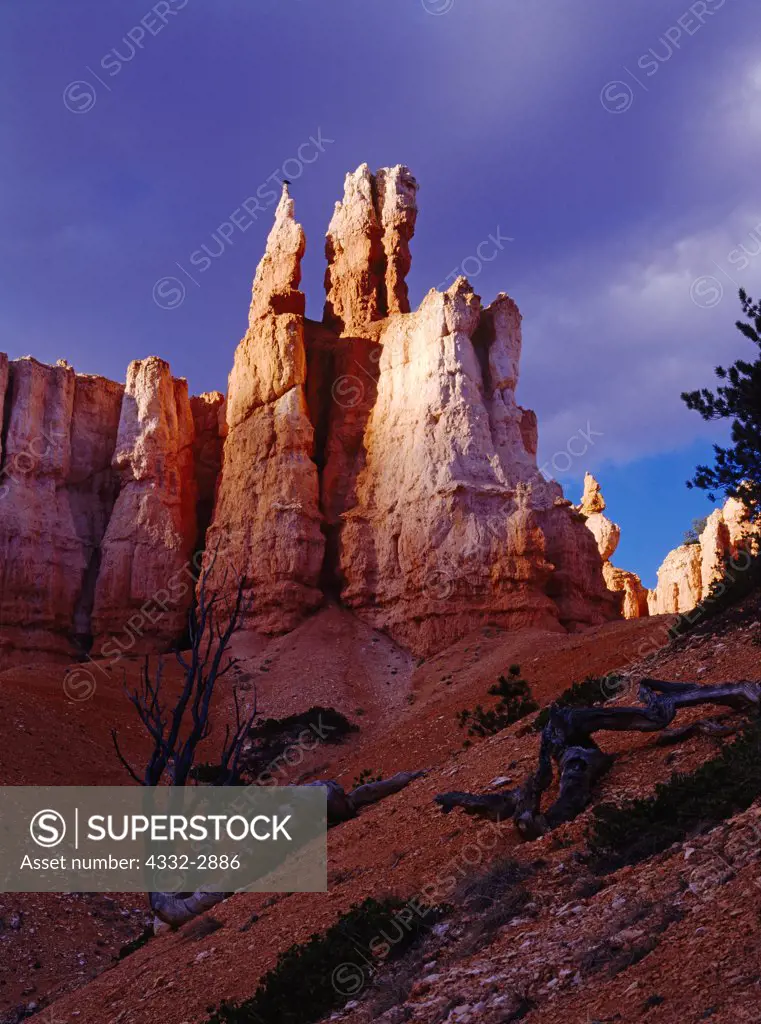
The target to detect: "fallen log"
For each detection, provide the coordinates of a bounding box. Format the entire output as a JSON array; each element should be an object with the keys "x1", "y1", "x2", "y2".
[
  {"x1": 307, "y1": 770, "x2": 426, "y2": 825},
  {"x1": 435, "y1": 678, "x2": 761, "y2": 839},
  {"x1": 153, "y1": 771, "x2": 426, "y2": 929}
]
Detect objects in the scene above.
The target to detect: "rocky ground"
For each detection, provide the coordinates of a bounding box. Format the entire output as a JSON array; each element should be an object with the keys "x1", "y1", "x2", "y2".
[{"x1": 1, "y1": 598, "x2": 759, "y2": 1024}]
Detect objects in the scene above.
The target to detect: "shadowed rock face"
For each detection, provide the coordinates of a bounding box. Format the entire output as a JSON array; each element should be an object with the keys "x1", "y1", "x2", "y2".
[
  {"x1": 190, "y1": 391, "x2": 226, "y2": 547},
  {"x1": 0, "y1": 165, "x2": 624, "y2": 663}
]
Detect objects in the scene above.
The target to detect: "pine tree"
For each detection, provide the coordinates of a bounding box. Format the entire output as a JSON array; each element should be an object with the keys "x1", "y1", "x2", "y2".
[{"x1": 682, "y1": 288, "x2": 761, "y2": 515}]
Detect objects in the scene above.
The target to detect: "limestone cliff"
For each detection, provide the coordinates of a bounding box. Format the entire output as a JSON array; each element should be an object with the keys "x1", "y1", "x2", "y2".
[
  {"x1": 323, "y1": 164, "x2": 418, "y2": 332},
  {"x1": 0, "y1": 354, "x2": 212, "y2": 663},
  {"x1": 303, "y1": 167, "x2": 619, "y2": 653}
]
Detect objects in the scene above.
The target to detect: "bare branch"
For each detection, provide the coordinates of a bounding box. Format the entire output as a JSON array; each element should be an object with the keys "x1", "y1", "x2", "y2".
[{"x1": 110, "y1": 729, "x2": 142, "y2": 785}]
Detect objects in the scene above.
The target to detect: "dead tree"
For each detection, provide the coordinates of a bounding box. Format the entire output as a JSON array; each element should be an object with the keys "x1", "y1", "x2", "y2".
[
  {"x1": 112, "y1": 558, "x2": 254, "y2": 788},
  {"x1": 306, "y1": 771, "x2": 426, "y2": 826},
  {"x1": 436, "y1": 678, "x2": 761, "y2": 839},
  {"x1": 111, "y1": 554, "x2": 258, "y2": 927}
]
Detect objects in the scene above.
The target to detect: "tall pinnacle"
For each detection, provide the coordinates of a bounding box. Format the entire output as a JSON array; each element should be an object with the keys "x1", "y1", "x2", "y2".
[
  {"x1": 248, "y1": 187, "x2": 306, "y2": 325},
  {"x1": 323, "y1": 163, "x2": 418, "y2": 333}
]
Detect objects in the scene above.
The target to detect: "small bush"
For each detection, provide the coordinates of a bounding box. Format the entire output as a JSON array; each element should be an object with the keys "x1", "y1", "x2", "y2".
[
  {"x1": 457, "y1": 666, "x2": 538, "y2": 739},
  {"x1": 532, "y1": 673, "x2": 621, "y2": 731},
  {"x1": 454, "y1": 857, "x2": 529, "y2": 911},
  {"x1": 683, "y1": 516, "x2": 709, "y2": 545},
  {"x1": 352, "y1": 769, "x2": 384, "y2": 788},
  {"x1": 241, "y1": 706, "x2": 359, "y2": 781},
  {"x1": 588, "y1": 717, "x2": 761, "y2": 872},
  {"x1": 117, "y1": 926, "x2": 152, "y2": 960},
  {"x1": 454, "y1": 858, "x2": 532, "y2": 954},
  {"x1": 205, "y1": 897, "x2": 445, "y2": 1024}
]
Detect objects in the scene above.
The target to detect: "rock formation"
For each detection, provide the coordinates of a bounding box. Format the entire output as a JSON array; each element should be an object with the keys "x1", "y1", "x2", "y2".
[
  {"x1": 602, "y1": 563, "x2": 650, "y2": 620},
  {"x1": 68, "y1": 371, "x2": 126, "y2": 641},
  {"x1": 577, "y1": 473, "x2": 648, "y2": 619},
  {"x1": 202, "y1": 186, "x2": 324, "y2": 632},
  {"x1": 190, "y1": 391, "x2": 226, "y2": 544},
  {"x1": 648, "y1": 497, "x2": 754, "y2": 614},
  {"x1": 0, "y1": 353, "x2": 214, "y2": 664},
  {"x1": 301, "y1": 167, "x2": 618, "y2": 653},
  {"x1": 314, "y1": 279, "x2": 569, "y2": 653},
  {"x1": 1, "y1": 165, "x2": 628, "y2": 663},
  {"x1": 0, "y1": 357, "x2": 124, "y2": 662},
  {"x1": 647, "y1": 543, "x2": 703, "y2": 615},
  {"x1": 91, "y1": 357, "x2": 198, "y2": 657},
  {"x1": 323, "y1": 164, "x2": 418, "y2": 332},
  {"x1": 578, "y1": 472, "x2": 620, "y2": 561}
]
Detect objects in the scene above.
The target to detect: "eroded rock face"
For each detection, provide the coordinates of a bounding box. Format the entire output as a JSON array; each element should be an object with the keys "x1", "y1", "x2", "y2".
[
  {"x1": 584, "y1": 512, "x2": 620, "y2": 563},
  {"x1": 375, "y1": 165, "x2": 418, "y2": 316},
  {"x1": 603, "y1": 563, "x2": 649, "y2": 620},
  {"x1": 68, "y1": 373, "x2": 125, "y2": 639},
  {"x1": 315, "y1": 275, "x2": 617, "y2": 653},
  {"x1": 579, "y1": 472, "x2": 606, "y2": 515},
  {"x1": 208, "y1": 166, "x2": 617, "y2": 654},
  {"x1": 91, "y1": 357, "x2": 198, "y2": 656},
  {"x1": 648, "y1": 543, "x2": 703, "y2": 615},
  {"x1": 323, "y1": 164, "x2": 418, "y2": 332},
  {"x1": 648, "y1": 497, "x2": 755, "y2": 615},
  {"x1": 203, "y1": 188, "x2": 324, "y2": 631},
  {"x1": 0, "y1": 358, "x2": 123, "y2": 661}
]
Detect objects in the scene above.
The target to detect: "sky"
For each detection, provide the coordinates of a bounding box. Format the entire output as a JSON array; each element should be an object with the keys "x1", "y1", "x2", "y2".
[{"x1": 2, "y1": 0, "x2": 760, "y2": 586}]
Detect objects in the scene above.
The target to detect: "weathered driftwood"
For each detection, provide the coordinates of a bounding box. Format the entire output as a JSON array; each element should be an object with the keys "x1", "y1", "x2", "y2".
[
  {"x1": 435, "y1": 678, "x2": 761, "y2": 839},
  {"x1": 308, "y1": 770, "x2": 426, "y2": 825},
  {"x1": 655, "y1": 715, "x2": 738, "y2": 745},
  {"x1": 150, "y1": 889, "x2": 231, "y2": 928}
]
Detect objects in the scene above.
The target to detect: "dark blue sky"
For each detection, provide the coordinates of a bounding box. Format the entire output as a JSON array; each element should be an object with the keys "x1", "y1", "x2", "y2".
[{"x1": 2, "y1": 0, "x2": 760, "y2": 585}]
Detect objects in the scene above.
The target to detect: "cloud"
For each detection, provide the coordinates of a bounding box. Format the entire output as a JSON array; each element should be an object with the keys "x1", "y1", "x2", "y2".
[{"x1": 519, "y1": 206, "x2": 761, "y2": 470}]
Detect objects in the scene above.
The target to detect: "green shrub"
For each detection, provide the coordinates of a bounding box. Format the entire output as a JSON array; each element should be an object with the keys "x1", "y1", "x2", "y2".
[
  {"x1": 532, "y1": 673, "x2": 622, "y2": 731},
  {"x1": 588, "y1": 717, "x2": 761, "y2": 872},
  {"x1": 683, "y1": 516, "x2": 709, "y2": 545},
  {"x1": 241, "y1": 706, "x2": 359, "y2": 781},
  {"x1": 117, "y1": 926, "x2": 152, "y2": 960},
  {"x1": 457, "y1": 665, "x2": 538, "y2": 739},
  {"x1": 453, "y1": 858, "x2": 532, "y2": 954},
  {"x1": 205, "y1": 897, "x2": 444, "y2": 1024},
  {"x1": 352, "y1": 769, "x2": 384, "y2": 788}
]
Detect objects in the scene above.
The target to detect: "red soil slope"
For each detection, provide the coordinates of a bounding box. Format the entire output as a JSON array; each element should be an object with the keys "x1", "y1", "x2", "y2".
[{"x1": 5, "y1": 607, "x2": 759, "y2": 1024}]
